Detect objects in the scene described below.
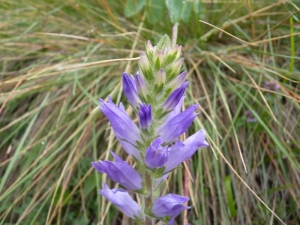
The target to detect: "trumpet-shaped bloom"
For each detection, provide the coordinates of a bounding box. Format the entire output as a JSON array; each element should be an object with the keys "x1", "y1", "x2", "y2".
[
  {"x1": 162, "y1": 82, "x2": 188, "y2": 112},
  {"x1": 92, "y1": 151, "x2": 142, "y2": 190},
  {"x1": 164, "y1": 129, "x2": 209, "y2": 173},
  {"x1": 139, "y1": 103, "x2": 152, "y2": 129},
  {"x1": 99, "y1": 183, "x2": 143, "y2": 220},
  {"x1": 151, "y1": 194, "x2": 190, "y2": 217},
  {"x1": 157, "y1": 104, "x2": 198, "y2": 143},
  {"x1": 122, "y1": 73, "x2": 141, "y2": 108},
  {"x1": 99, "y1": 97, "x2": 142, "y2": 160},
  {"x1": 145, "y1": 138, "x2": 168, "y2": 168}
]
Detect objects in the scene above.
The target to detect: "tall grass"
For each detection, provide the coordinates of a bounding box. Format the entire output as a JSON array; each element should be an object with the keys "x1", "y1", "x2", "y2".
[{"x1": 0, "y1": 0, "x2": 299, "y2": 224}]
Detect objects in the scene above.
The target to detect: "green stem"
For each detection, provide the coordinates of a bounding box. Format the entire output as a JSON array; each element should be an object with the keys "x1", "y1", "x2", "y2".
[{"x1": 144, "y1": 170, "x2": 154, "y2": 225}]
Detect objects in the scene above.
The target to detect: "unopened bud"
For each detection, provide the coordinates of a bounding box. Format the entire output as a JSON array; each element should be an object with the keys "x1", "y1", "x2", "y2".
[{"x1": 156, "y1": 68, "x2": 166, "y2": 85}]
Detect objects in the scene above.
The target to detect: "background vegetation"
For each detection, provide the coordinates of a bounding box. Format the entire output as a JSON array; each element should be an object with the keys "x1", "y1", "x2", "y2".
[{"x1": 0, "y1": 0, "x2": 299, "y2": 224}]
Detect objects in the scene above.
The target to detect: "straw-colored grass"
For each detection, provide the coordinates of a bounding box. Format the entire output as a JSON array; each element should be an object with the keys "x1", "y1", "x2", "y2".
[{"x1": 0, "y1": 1, "x2": 299, "y2": 224}]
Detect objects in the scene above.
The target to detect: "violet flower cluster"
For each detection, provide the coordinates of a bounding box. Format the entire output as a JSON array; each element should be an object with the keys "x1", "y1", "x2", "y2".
[{"x1": 92, "y1": 35, "x2": 209, "y2": 225}]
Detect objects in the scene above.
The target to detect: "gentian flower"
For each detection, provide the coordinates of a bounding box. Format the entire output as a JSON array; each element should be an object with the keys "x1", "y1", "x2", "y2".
[
  {"x1": 92, "y1": 151, "x2": 142, "y2": 190},
  {"x1": 99, "y1": 183, "x2": 143, "y2": 220},
  {"x1": 139, "y1": 103, "x2": 152, "y2": 129},
  {"x1": 145, "y1": 137, "x2": 168, "y2": 168},
  {"x1": 162, "y1": 82, "x2": 188, "y2": 112},
  {"x1": 151, "y1": 194, "x2": 190, "y2": 217},
  {"x1": 122, "y1": 73, "x2": 141, "y2": 108},
  {"x1": 157, "y1": 104, "x2": 198, "y2": 143},
  {"x1": 93, "y1": 36, "x2": 209, "y2": 224},
  {"x1": 164, "y1": 129, "x2": 209, "y2": 172},
  {"x1": 99, "y1": 97, "x2": 142, "y2": 160}
]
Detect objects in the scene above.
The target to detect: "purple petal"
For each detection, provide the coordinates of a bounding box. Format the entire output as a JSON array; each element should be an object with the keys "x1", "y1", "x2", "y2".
[
  {"x1": 151, "y1": 194, "x2": 190, "y2": 217},
  {"x1": 139, "y1": 103, "x2": 152, "y2": 129},
  {"x1": 145, "y1": 138, "x2": 168, "y2": 168},
  {"x1": 122, "y1": 73, "x2": 141, "y2": 108},
  {"x1": 135, "y1": 73, "x2": 147, "y2": 98},
  {"x1": 91, "y1": 151, "x2": 142, "y2": 190},
  {"x1": 99, "y1": 183, "x2": 143, "y2": 219},
  {"x1": 164, "y1": 129, "x2": 208, "y2": 172},
  {"x1": 165, "y1": 96, "x2": 184, "y2": 124},
  {"x1": 157, "y1": 104, "x2": 198, "y2": 143},
  {"x1": 168, "y1": 71, "x2": 187, "y2": 90},
  {"x1": 162, "y1": 82, "x2": 188, "y2": 111},
  {"x1": 169, "y1": 217, "x2": 175, "y2": 225},
  {"x1": 99, "y1": 98, "x2": 142, "y2": 160}
]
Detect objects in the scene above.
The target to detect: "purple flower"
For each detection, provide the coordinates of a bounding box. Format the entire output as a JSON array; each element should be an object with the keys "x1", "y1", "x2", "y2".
[
  {"x1": 135, "y1": 73, "x2": 147, "y2": 98},
  {"x1": 169, "y1": 217, "x2": 175, "y2": 225},
  {"x1": 165, "y1": 96, "x2": 184, "y2": 123},
  {"x1": 145, "y1": 138, "x2": 168, "y2": 168},
  {"x1": 164, "y1": 129, "x2": 209, "y2": 172},
  {"x1": 162, "y1": 82, "x2": 188, "y2": 111},
  {"x1": 122, "y1": 73, "x2": 141, "y2": 108},
  {"x1": 245, "y1": 110, "x2": 257, "y2": 123},
  {"x1": 139, "y1": 103, "x2": 152, "y2": 129},
  {"x1": 151, "y1": 194, "x2": 190, "y2": 217},
  {"x1": 99, "y1": 183, "x2": 143, "y2": 220},
  {"x1": 92, "y1": 151, "x2": 142, "y2": 190},
  {"x1": 265, "y1": 81, "x2": 280, "y2": 92},
  {"x1": 157, "y1": 104, "x2": 198, "y2": 143},
  {"x1": 99, "y1": 98, "x2": 142, "y2": 160}
]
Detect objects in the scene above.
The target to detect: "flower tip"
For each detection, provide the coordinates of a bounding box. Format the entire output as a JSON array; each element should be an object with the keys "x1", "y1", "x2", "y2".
[
  {"x1": 203, "y1": 140, "x2": 209, "y2": 147},
  {"x1": 182, "y1": 81, "x2": 189, "y2": 88},
  {"x1": 99, "y1": 98, "x2": 105, "y2": 104}
]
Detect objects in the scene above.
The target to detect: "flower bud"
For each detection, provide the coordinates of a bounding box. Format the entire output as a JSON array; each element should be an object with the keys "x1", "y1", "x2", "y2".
[
  {"x1": 162, "y1": 82, "x2": 188, "y2": 112},
  {"x1": 122, "y1": 72, "x2": 141, "y2": 109},
  {"x1": 168, "y1": 71, "x2": 187, "y2": 91},
  {"x1": 139, "y1": 52, "x2": 153, "y2": 80},
  {"x1": 166, "y1": 58, "x2": 184, "y2": 80},
  {"x1": 139, "y1": 103, "x2": 152, "y2": 129},
  {"x1": 156, "y1": 68, "x2": 166, "y2": 85},
  {"x1": 135, "y1": 73, "x2": 147, "y2": 98},
  {"x1": 145, "y1": 138, "x2": 168, "y2": 168}
]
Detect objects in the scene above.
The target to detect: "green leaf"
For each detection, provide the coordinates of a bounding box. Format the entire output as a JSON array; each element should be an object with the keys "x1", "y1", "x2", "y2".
[
  {"x1": 181, "y1": 1, "x2": 192, "y2": 23},
  {"x1": 124, "y1": 0, "x2": 146, "y2": 18},
  {"x1": 165, "y1": 0, "x2": 192, "y2": 24},
  {"x1": 147, "y1": 0, "x2": 163, "y2": 24},
  {"x1": 165, "y1": 0, "x2": 183, "y2": 23},
  {"x1": 224, "y1": 176, "x2": 237, "y2": 218}
]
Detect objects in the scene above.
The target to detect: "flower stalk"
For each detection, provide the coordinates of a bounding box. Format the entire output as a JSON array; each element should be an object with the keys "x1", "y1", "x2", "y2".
[{"x1": 92, "y1": 35, "x2": 209, "y2": 224}]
